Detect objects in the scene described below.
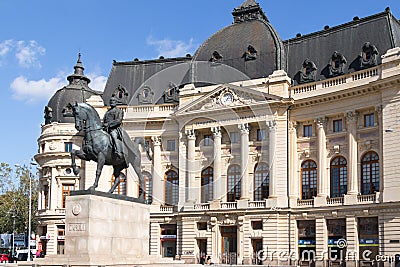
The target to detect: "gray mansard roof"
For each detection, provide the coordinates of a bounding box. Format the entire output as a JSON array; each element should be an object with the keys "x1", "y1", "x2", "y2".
[
  {"x1": 102, "y1": 2, "x2": 400, "y2": 105},
  {"x1": 285, "y1": 8, "x2": 400, "y2": 84}
]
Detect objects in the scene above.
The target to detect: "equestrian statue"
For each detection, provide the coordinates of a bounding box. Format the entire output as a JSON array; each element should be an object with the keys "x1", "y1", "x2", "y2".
[{"x1": 63, "y1": 97, "x2": 152, "y2": 199}]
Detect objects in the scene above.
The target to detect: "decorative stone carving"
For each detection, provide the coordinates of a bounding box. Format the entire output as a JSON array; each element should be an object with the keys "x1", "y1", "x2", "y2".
[
  {"x1": 239, "y1": 123, "x2": 250, "y2": 134},
  {"x1": 151, "y1": 136, "x2": 162, "y2": 146},
  {"x1": 185, "y1": 129, "x2": 196, "y2": 140},
  {"x1": 314, "y1": 117, "x2": 327, "y2": 129},
  {"x1": 345, "y1": 111, "x2": 359, "y2": 124},
  {"x1": 137, "y1": 86, "x2": 154, "y2": 104},
  {"x1": 232, "y1": 0, "x2": 268, "y2": 24},
  {"x1": 211, "y1": 126, "x2": 222, "y2": 138},
  {"x1": 242, "y1": 45, "x2": 257, "y2": 61},
  {"x1": 360, "y1": 42, "x2": 379, "y2": 70},
  {"x1": 44, "y1": 106, "x2": 53, "y2": 125},
  {"x1": 327, "y1": 51, "x2": 347, "y2": 78},
  {"x1": 295, "y1": 58, "x2": 317, "y2": 84},
  {"x1": 164, "y1": 81, "x2": 179, "y2": 103},
  {"x1": 267, "y1": 120, "x2": 277, "y2": 131},
  {"x1": 209, "y1": 51, "x2": 223, "y2": 63},
  {"x1": 112, "y1": 84, "x2": 129, "y2": 105}
]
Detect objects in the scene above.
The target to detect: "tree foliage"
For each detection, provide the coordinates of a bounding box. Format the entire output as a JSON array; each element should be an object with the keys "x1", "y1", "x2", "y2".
[{"x1": 0, "y1": 163, "x2": 38, "y2": 235}]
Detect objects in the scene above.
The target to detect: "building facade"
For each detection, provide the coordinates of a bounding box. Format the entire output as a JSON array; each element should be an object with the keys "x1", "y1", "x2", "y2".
[{"x1": 34, "y1": 1, "x2": 400, "y2": 266}]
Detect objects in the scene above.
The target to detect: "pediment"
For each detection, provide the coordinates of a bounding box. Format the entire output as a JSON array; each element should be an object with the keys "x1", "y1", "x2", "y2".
[{"x1": 175, "y1": 84, "x2": 282, "y2": 115}]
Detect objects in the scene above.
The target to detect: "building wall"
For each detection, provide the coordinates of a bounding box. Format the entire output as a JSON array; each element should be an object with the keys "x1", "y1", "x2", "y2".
[{"x1": 35, "y1": 48, "x2": 400, "y2": 265}]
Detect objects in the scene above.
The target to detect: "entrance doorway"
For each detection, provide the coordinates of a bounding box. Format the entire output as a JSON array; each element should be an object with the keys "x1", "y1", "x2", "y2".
[
  {"x1": 221, "y1": 226, "x2": 237, "y2": 264},
  {"x1": 197, "y1": 239, "x2": 207, "y2": 263},
  {"x1": 252, "y1": 239, "x2": 263, "y2": 265}
]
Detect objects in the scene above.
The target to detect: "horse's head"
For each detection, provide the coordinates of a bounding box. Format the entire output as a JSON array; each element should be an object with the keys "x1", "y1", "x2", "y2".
[{"x1": 63, "y1": 103, "x2": 86, "y2": 131}]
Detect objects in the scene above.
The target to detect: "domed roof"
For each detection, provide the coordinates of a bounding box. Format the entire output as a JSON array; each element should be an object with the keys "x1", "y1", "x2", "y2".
[
  {"x1": 193, "y1": 0, "x2": 285, "y2": 79},
  {"x1": 45, "y1": 54, "x2": 102, "y2": 124}
]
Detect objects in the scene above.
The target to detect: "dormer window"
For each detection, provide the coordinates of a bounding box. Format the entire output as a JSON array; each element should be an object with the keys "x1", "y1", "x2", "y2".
[
  {"x1": 295, "y1": 58, "x2": 317, "y2": 84},
  {"x1": 209, "y1": 51, "x2": 223, "y2": 63},
  {"x1": 112, "y1": 84, "x2": 129, "y2": 105}
]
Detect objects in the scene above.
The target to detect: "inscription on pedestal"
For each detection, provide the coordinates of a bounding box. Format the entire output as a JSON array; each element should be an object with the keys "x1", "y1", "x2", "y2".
[{"x1": 68, "y1": 223, "x2": 86, "y2": 232}]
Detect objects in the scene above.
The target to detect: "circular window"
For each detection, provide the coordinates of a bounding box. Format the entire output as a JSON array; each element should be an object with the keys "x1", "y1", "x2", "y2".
[{"x1": 65, "y1": 168, "x2": 72, "y2": 175}]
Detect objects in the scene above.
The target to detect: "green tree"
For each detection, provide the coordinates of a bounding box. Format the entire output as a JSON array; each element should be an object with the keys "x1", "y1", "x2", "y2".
[{"x1": 0, "y1": 163, "x2": 39, "y2": 236}]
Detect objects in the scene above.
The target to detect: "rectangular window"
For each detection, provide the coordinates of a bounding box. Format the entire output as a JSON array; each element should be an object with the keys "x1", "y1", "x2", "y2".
[
  {"x1": 364, "y1": 113, "x2": 374, "y2": 127},
  {"x1": 303, "y1": 125, "x2": 312, "y2": 137},
  {"x1": 230, "y1": 132, "x2": 239, "y2": 143},
  {"x1": 257, "y1": 129, "x2": 266, "y2": 141},
  {"x1": 204, "y1": 135, "x2": 212, "y2": 146},
  {"x1": 61, "y1": 184, "x2": 74, "y2": 208},
  {"x1": 333, "y1": 119, "x2": 342, "y2": 133},
  {"x1": 57, "y1": 226, "x2": 65, "y2": 255},
  {"x1": 251, "y1": 221, "x2": 263, "y2": 230},
  {"x1": 44, "y1": 185, "x2": 49, "y2": 209},
  {"x1": 197, "y1": 222, "x2": 207, "y2": 230},
  {"x1": 64, "y1": 142, "x2": 72, "y2": 152},
  {"x1": 166, "y1": 140, "x2": 176, "y2": 151}
]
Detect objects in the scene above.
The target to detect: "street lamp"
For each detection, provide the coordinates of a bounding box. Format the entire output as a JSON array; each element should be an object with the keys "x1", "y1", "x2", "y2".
[
  {"x1": 9, "y1": 211, "x2": 16, "y2": 258},
  {"x1": 28, "y1": 161, "x2": 37, "y2": 262}
]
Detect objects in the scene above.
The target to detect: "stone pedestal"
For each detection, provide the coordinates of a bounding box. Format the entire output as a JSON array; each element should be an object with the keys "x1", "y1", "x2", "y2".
[{"x1": 30, "y1": 190, "x2": 181, "y2": 266}]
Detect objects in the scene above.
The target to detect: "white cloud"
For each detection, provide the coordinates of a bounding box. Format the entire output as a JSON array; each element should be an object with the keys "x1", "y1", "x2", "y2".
[
  {"x1": 87, "y1": 73, "x2": 107, "y2": 92},
  {"x1": 147, "y1": 36, "x2": 196, "y2": 58},
  {"x1": 15, "y1": 40, "x2": 46, "y2": 68},
  {"x1": 11, "y1": 75, "x2": 66, "y2": 103},
  {"x1": 10, "y1": 73, "x2": 107, "y2": 104},
  {"x1": 0, "y1": 39, "x2": 13, "y2": 57},
  {"x1": 0, "y1": 39, "x2": 46, "y2": 68}
]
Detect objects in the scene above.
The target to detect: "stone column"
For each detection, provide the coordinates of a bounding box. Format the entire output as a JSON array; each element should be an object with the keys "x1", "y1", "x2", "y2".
[
  {"x1": 345, "y1": 111, "x2": 359, "y2": 195},
  {"x1": 239, "y1": 123, "x2": 250, "y2": 200},
  {"x1": 289, "y1": 121, "x2": 299, "y2": 205},
  {"x1": 315, "y1": 117, "x2": 328, "y2": 197},
  {"x1": 186, "y1": 129, "x2": 197, "y2": 203},
  {"x1": 212, "y1": 126, "x2": 222, "y2": 200},
  {"x1": 151, "y1": 136, "x2": 164, "y2": 204},
  {"x1": 315, "y1": 217, "x2": 328, "y2": 267},
  {"x1": 268, "y1": 120, "x2": 277, "y2": 198}
]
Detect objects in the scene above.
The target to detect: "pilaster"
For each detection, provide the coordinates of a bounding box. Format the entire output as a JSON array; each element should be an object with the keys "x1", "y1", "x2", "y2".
[
  {"x1": 239, "y1": 123, "x2": 250, "y2": 200},
  {"x1": 151, "y1": 136, "x2": 163, "y2": 204},
  {"x1": 345, "y1": 111, "x2": 359, "y2": 195}
]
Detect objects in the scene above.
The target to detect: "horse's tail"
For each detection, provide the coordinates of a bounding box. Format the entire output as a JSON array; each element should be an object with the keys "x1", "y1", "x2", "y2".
[{"x1": 134, "y1": 137, "x2": 152, "y2": 161}]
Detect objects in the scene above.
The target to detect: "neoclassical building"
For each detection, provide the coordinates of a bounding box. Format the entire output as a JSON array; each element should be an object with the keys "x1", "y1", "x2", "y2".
[{"x1": 34, "y1": 1, "x2": 400, "y2": 266}]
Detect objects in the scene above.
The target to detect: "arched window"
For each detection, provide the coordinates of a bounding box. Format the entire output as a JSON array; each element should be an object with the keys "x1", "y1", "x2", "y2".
[
  {"x1": 165, "y1": 170, "x2": 179, "y2": 205},
  {"x1": 141, "y1": 171, "x2": 152, "y2": 204},
  {"x1": 330, "y1": 156, "x2": 347, "y2": 197},
  {"x1": 201, "y1": 167, "x2": 213, "y2": 203},
  {"x1": 361, "y1": 151, "x2": 379, "y2": 195},
  {"x1": 227, "y1": 165, "x2": 241, "y2": 202},
  {"x1": 301, "y1": 160, "x2": 317, "y2": 199},
  {"x1": 254, "y1": 163, "x2": 269, "y2": 201},
  {"x1": 110, "y1": 173, "x2": 127, "y2": 196}
]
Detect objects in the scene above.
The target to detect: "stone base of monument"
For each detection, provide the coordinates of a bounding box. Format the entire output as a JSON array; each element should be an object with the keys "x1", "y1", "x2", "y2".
[{"x1": 24, "y1": 190, "x2": 182, "y2": 267}]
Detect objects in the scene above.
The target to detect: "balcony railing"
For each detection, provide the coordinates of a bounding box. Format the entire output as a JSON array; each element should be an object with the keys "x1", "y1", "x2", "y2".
[
  {"x1": 194, "y1": 203, "x2": 210, "y2": 210},
  {"x1": 248, "y1": 200, "x2": 267, "y2": 208},
  {"x1": 291, "y1": 66, "x2": 379, "y2": 98},
  {"x1": 220, "y1": 202, "x2": 237, "y2": 209},
  {"x1": 297, "y1": 199, "x2": 314, "y2": 207},
  {"x1": 357, "y1": 194, "x2": 376, "y2": 203},
  {"x1": 326, "y1": 197, "x2": 344, "y2": 205}
]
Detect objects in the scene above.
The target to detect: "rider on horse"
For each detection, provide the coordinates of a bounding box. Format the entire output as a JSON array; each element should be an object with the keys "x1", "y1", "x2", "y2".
[{"x1": 103, "y1": 96, "x2": 124, "y2": 159}]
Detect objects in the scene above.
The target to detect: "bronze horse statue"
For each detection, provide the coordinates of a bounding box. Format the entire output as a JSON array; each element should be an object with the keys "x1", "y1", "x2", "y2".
[{"x1": 63, "y1": 102, "x2": 151, "y2": 199}]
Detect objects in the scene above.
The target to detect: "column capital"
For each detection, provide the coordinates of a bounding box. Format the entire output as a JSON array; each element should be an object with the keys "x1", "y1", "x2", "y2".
[
  {"x1": 375, "y1": 105, "x2": 383, "y2": 118},
  {"x1": 289, "y1": 121, "x2": 298, "y2": 133},
  {"x1": 314, "y1": 117, "x2": 327, "y2": 129},
  {"x1": 151, "y1": 136, "x2": 162, "y2": 146},
  {"x1": 185, "y1": 129, "x2": 196, "y2": 140},
  {"x1": 345, "y1": 110, "x2": 359, "y2": 124},
  {"x1": 211, "y1": 126, "x2": 222, "y2": 138},
  {"x1": 238, "y1": 123, "x2": 249, "y2": 134},
  {"x1": 267, "y1": 120, "x2": 277, "y2": 131}
]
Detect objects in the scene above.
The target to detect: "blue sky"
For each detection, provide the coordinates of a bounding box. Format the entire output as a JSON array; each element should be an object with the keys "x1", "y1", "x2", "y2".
[{"x1": 0, "y1": 0, "x2": 399, "y2": 166}]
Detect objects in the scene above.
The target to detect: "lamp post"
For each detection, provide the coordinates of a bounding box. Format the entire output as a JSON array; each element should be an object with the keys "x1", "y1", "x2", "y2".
[
  {"x1": 11, "y1": 211, "x2": 16, "y2": 258},
  {"x1": 28, "y1": 161, "x2": 37, "y2": 262}
]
